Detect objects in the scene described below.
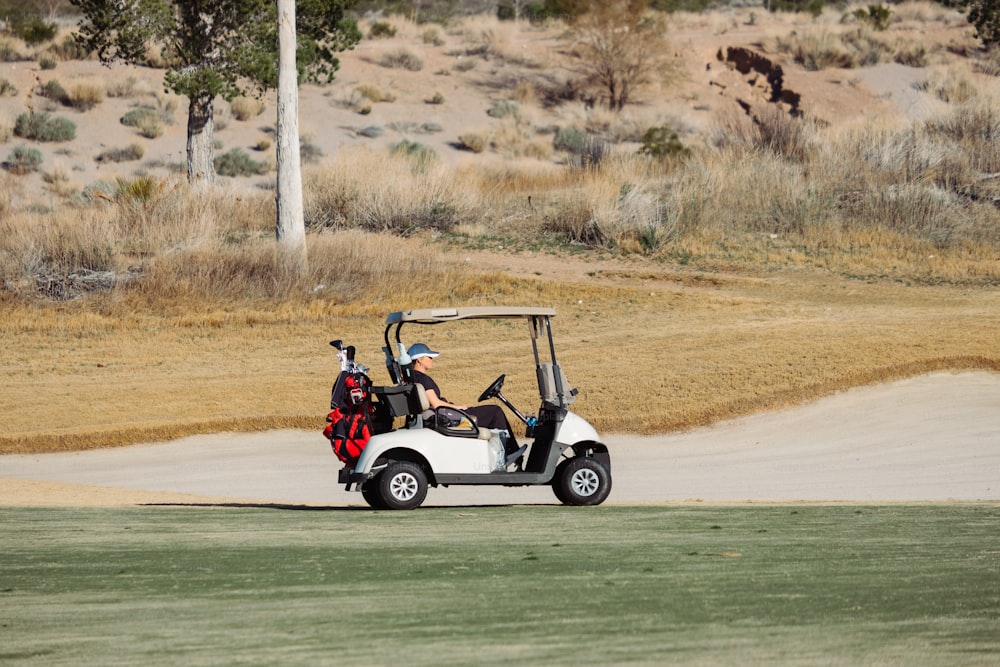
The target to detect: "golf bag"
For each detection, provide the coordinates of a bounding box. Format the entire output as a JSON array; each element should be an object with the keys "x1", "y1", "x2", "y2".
[
  {"x1": 323, "y1": 340, "x2": 374, "y2": 466},
  {"x1": 324, "y1": 370, "x2": 374, "y2": 465}
]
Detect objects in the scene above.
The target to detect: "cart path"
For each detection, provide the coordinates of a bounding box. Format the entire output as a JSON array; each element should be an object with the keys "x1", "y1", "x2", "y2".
[{"x1": 2, "y1": 371, "x2": 998, "y2": 507}]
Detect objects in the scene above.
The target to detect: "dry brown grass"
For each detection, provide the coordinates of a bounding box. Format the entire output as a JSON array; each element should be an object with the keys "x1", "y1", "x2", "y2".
[{"x1": 2, "y1": 254, "x2": 997, "y2": 454}]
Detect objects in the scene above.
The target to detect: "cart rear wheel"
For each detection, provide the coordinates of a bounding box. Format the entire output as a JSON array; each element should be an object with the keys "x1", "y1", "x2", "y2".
[
  {"x1": 361, "y1": 477, "x2": 387, "y2": 509},
  {"x1": 378, "y1": 462, "x2": 428, "y2": 510}
]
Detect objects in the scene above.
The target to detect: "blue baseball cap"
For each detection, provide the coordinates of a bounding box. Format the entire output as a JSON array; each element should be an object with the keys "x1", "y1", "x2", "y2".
[{"x1": 407, "y1": 342, "x2": 439, "y2": 360}]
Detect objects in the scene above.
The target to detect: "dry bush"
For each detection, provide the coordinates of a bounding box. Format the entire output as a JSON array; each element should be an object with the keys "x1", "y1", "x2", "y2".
[
  {"x1": 303, "y1": 147, "x2": 477, "y2": 234},
  {"x1": 892, "y1": 38, "x2": 929, "y2": 67},
  {"x1": 712, "y1": 106, "x2": 814, "y2": 161},
  {"x1": 230, "y1": 96, "x2": 266, "y2": 121},
  {"x1": 927, "y1": 68, "x2": 980, "y2": 104},
  {"x1": 67, "y1": 81, "x2": 105, "y2": 111},
  {"x1": 355, "y1": 84, "x2": 395, "y2": 103},
  {"x1": 378, "y1": 48, "x2": 423, "y2": 71},
  {"x1": 458, "y1": 130, "x2": 488, "y2": 153},
  {"x1": 772, "y1": 30, "x2": 854, "y2": 70},
  {"x1": 106, "y1": 76, "x2": 142, "y2": 99},
  {"x1": 422, "y1": 27, "x2": 445, "y2": 46}
]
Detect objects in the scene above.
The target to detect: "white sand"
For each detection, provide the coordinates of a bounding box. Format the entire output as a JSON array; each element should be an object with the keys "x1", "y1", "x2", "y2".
[{"x1": 2, "y1": 371, "x2": 998, "y2": 507}]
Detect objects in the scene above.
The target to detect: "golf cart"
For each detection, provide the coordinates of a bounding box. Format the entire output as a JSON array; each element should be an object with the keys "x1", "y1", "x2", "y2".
[{"x1": 329, "y1": 306, "x2": 611, "y2": 510}]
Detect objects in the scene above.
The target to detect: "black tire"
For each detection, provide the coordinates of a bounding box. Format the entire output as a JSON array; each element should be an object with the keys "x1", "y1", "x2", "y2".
[
  {"x1": 551, "y1": 459, "x2": 573, "y2": 504},
  {"x1": 361, "y1": 477, "x2": 387, "y2": 509},
  {"x1": 377, "y1": 462, "x2": 428, "y2": 510},
  {"x1": 554, "y1": 457, "x2": 611, "y2": 506}
]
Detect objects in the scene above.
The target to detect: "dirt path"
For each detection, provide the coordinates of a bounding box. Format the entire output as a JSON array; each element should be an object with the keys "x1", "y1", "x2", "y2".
[{"x1": 2, "y1": 371, "x2": 998, "y2": 508}]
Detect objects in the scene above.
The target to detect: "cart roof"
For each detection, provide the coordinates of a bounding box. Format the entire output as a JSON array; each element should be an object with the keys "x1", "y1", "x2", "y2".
[{"x1": 387, "y1": 306, "x2": 556, "y2": 324}]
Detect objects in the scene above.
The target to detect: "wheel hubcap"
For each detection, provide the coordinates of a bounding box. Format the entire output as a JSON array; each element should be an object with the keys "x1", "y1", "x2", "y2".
[
  {"x1": 571, "y1": 468, "x2": 599, "y2": 497},
  {"x1": 390, "y1": 472, "x2": 418, "y2": 500}
]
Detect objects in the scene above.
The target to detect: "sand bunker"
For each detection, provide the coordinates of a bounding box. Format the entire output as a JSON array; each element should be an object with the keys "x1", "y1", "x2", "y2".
[{"x1": 2, "y1": 371, "x2": 997, "y2": 507}]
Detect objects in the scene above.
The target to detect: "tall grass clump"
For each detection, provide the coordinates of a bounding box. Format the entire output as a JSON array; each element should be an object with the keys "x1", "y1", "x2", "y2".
[
  {"x1": 230, "y1": 96, "x2": 265, "y2": 121},
  {"x1": 67, "y1": 82, "x2": 105, "y2": 111},
  {"x1": 303, "y1": 147, "x2": 475, "y2": 234},
  {"x1": 713, "y1": 107, "x2": 814, "y2": 161}
]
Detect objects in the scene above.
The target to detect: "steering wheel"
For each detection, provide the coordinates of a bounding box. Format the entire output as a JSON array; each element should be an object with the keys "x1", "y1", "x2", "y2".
[{"x1": 477, "y1": 374, "x2": 506, "y2": 402}]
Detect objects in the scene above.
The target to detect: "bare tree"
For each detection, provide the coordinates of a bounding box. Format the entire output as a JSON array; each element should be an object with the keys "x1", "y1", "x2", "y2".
[
  {"x1": 275, "y1": 0, "x2": 306, "y2": 272},
  {"x1": 564, "y1": 0, "x2": 673, "y2": 111}
]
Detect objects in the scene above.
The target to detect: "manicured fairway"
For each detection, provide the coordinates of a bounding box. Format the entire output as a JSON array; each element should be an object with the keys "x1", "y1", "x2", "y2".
[{"x1": 2, "y1": 504, "x2": 998, "y2": 665}]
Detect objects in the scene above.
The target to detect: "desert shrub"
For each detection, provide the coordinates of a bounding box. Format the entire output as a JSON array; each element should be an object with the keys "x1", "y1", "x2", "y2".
[
  {"x1": 555, "y1": 126, "x2": 612, "y2": 166},
  {"x1": 40, "y1": 79, "x2": 68, "y2": 104},
  {"x1": 116, "y1": 176, "x2": 159, "y2": 203},
  {"x1": 14, "y1": 112, "x2": 75, "y2": 141},
  {"x1": 487, "y1": 100, "x2": 520, "y2": 120},
  {"x1": 138, "y1": 116, "x2": 163, "y2": 139},
  {"x1": 391, "y1": 139, "x2": 436, "y2": 164},
  {"x1": 752, "y1": 107, "x2": 813, "y2": 161},
  {"x1": 67, "y1": 82, "x2": 104, "y2": 111},
  {"x1": 12, "y1": 18, "x2": 57, "y2": 45},
  {"x1": 0, "y1": 78, "x2": 16, "y2": 96},
  {"x1": 255, "y1": 138, "x2": 271, "y2": 151},
  {"x1": 230, "y1": 96, "x2": 265, "y2": 121},
  {"x1": 38, "y1": 55, "x2": 57, "y2": 70},
  {"x1": 425, "y1": 91, "x2": 445, "y2": 104},
  {"x1": 713, "y1": 107, "x2": 812, "y2": 162},
  {"x1": 107, "y1": 76, "x2": 139, "y2": 98},
  {"x1": 121, "y1": 107, "x2": 158, "y2": 127},
  {"x1": 975, "y1": 48, "x2": 1000, "y2": 76},
  {"x1": 214, "y1": 148, "x2": 267, "y2": 177},
  {"x1": 931, "y1": 72, "x2": 978, "y2": 104},
  {"x1": 458, "y1": 132, "x2": 488, "y2": 153},
  {"x1": 553, "y1": 126, "x2": 588, "y2": 154},
  {"x1": 775, "y1": 31, "x2": 852, "y2": 70},
  {"x1": 0, "y1": 38, "x2": 23, "y2": 62},
  {"x1": 121, "y1": 106, "x2": 169, "y2": 138},
  {"x1": 355, "y1": 84, "x2": 395, "y2": 103},
  {"x1": 768, "y1": 0, "x2": 825, "y2": 17},
  {"x1": 5, "y1": 145, "x2": 42, "y2": 174},
  {"x1": 379, "y1": 49, "x2": 423, "y2": 71},
  {"x1": 639, "y1": 125, "x2": 690, "y2": 160},
  {"x1": 422, "y1": 27, "x2": 444, "y2": 46},
  {"x1": 48, "y1": 34, "x2": 87, "y2": 61},
  {"x1": 300, "y1": 136, "x2": 324, "y2": 163},
  {"x1": 304, "y1": 148, "x2": 472, "y2": 234},
  {"x1": 840, "y1": 28, "x2": 890, "y2": 66},
  {"x1": 853, "y1": 4, "x2": 892, "y2": 31},
  {"x1": 95, "y1": 143, "x2": 145, "y2": 163},
  {"x1": 893, "y1": 40, "x2": 928, "y2": 67},
  {"x1": 368, "y1": 21, "x2": 396, "y2": 39}
]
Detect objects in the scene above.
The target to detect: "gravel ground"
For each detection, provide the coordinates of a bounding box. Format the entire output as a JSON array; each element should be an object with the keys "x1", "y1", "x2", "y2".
[{"x1": 2, "y1": 372, "x2": 998, "y2": 507}]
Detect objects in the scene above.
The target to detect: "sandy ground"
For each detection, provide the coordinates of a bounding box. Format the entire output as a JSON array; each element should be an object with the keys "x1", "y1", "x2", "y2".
[
  {"x1": 2, "y1": 370, "x2": 997, "y2": 508},
  {"x1": 4, "y1": 9, "x2": 989, "y2": 209}
]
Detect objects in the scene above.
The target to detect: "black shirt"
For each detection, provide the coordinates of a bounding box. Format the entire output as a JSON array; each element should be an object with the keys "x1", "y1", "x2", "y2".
[{"x1": 412, "y1": 370, "x2": 445, "y2": 403}]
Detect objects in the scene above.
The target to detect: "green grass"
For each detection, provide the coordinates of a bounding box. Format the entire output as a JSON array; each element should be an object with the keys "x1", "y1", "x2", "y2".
[{"x1": 2, "y1": 505, "x2": 999, "y2": 665}]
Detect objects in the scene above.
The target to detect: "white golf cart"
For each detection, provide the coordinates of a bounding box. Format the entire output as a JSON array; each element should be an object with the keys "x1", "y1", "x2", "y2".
[{"x1": 335, "y1": 306, "x2": 612, "y2": 510}]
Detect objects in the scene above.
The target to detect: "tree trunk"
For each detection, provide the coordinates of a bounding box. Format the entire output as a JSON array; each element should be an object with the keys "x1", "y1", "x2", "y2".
[
  {"x1": 275, "y1": 0, "x2": 307, "y2": 274},
  {"x1": 186, "y1": 94, "x2": 215, "y2": 183}
]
